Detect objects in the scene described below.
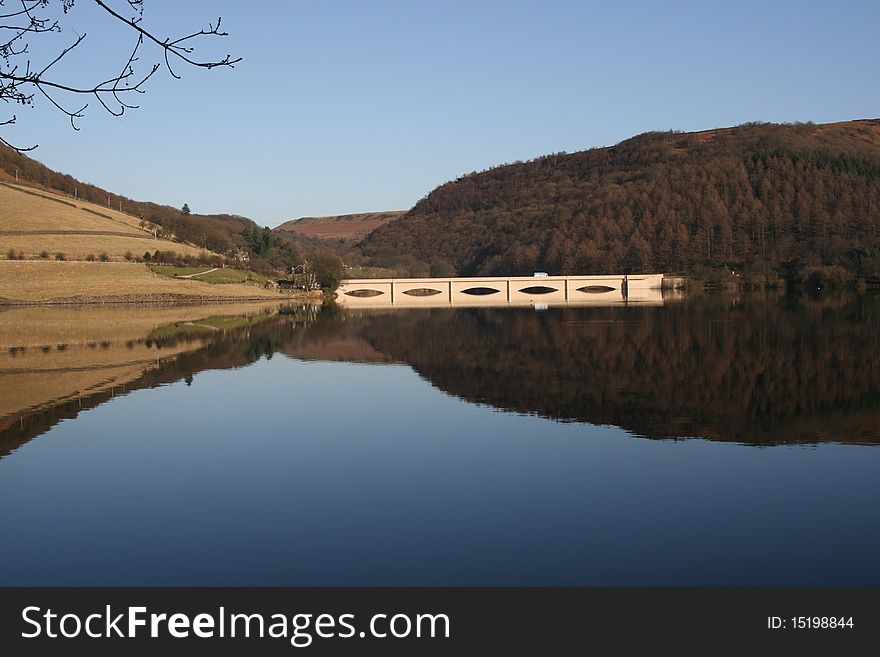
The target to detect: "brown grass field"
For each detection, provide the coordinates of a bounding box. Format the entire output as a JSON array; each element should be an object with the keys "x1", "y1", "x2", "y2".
[
  {"x1": 0, "y1": 234, "x2": 204, "y2": 262},
  {"x1": 0, "y1": 261, "x2": 285, "y2": 303},
  {"x1": 0, "y1": 182, "x2": 207, "y2": 260},
  {"x1": 275, "y1": 211, "x2": 405, "y2": 244},
  {"x1": 0, "y1": 183, "x2": 143, "y2": 234}
]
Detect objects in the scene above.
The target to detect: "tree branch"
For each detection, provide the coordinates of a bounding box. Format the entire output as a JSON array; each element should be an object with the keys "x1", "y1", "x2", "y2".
[
  {"x1": 92, "y1": 0, "x2": 240, "y2": 70},
  {"x1": 0, "y1": 0, "x2": 240, "y2": 151}
]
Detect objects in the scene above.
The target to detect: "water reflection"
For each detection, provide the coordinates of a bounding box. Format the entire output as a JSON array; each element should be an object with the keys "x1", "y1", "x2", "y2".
[
  {"x1": 1, "y1": 293, "x2": 878, "y2": 455},
  {"x1": 0, "y1": 303, "x2": 294, "y2": 456},
  {"x1": 335, "y1": 295, "x2": 880, "y2": 445}
]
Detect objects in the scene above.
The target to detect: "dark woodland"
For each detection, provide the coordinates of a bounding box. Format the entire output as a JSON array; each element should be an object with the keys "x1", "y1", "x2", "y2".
[{"x1": 360, "y1": 119, "x2": 880, "y2": 284}]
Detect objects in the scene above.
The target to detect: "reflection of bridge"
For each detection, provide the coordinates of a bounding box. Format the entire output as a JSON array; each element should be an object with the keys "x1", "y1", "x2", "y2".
[{"x1": 336, "y1": 274, "x2": 664, "y2": 307}]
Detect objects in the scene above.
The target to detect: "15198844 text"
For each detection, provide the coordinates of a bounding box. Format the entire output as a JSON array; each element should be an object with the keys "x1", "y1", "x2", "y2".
[{"x1": 768, "y1": 617, "x2": 854, "y2": 630}]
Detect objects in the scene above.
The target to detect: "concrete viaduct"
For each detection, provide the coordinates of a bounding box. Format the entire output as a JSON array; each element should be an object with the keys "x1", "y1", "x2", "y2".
[{"x1": 336, "y1": 273, "x2": 664, "y2": 306}]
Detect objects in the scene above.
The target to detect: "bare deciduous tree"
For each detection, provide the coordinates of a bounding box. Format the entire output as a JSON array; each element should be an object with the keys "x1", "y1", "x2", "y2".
[{"x1": 0, "y1": 0, "x2": 239, "y2": 150}]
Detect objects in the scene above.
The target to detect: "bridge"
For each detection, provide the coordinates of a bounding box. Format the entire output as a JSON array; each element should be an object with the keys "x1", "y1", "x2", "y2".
[{"x1": 336, "y1": 273, "x2": 664, "y2": 307}]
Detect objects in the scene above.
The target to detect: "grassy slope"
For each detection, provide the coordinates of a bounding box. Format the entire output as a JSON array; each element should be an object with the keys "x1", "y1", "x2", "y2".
[
  {"x1": 0, "y1": 181, "x2": 297, "y2": 303},
  {"x1": 0, "y1": 182, "x2": 143, "y2": 232},
  {"x1": 0, "y1": 148, "x2": 313, "y2": 272},
  {"x1": 0, "y1": 262, "x2": 283, "y2": 303},
  {"x1": 0, "y1": 182, "x2": 207, "y2": 261},
  {"x1": 148, "y1": 264, "x2": 272, "y2": 284}
]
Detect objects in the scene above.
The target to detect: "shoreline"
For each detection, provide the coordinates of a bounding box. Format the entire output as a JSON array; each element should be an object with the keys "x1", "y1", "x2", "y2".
[{"x1": 0, "y1": 292, "x2": 322, "y2": 307}]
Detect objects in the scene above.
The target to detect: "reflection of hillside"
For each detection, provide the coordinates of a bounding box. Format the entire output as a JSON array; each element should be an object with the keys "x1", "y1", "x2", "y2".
[
  {"x1": 276, "y1": 305, "x2": 397, "y2": 363},
  {"x1": 0, "y1": 304, "x2": 307, "y2": 457},
  {"x1": 285, "y1": 338, "x2": 395, "y2": 364},
  {"x1": 2, "y1": 296, "x2": 878, "y2": 453},
  {"x1": 0, "y1": 304, "x2": 282, "y2": 422},
  {"x1": 342, "y1": 297, "x2": 880, "y2": 445},
  {"x1": 0, "y1": 340, "x2": 206, "y2": 421},
  {"x1": 0, "y1": 303, "x2": 282, "y2": 347}
]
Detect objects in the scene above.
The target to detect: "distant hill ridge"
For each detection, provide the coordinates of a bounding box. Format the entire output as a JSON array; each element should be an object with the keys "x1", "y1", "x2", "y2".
[
  {"x1": 275, "y1": 211, "x2": 405, "y2": 245},
  {"x1": 359, "y1": 119, "x2": 880, "y2": 283}
]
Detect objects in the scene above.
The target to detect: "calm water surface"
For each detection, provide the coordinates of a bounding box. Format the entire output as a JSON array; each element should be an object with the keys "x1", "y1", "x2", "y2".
[{"x1": 0, "y1": 294, "x2": 878, "y2": 585}]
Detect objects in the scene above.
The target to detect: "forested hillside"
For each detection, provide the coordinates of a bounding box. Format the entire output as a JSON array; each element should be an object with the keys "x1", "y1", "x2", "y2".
[{"x1": 360, "y1": 120, "x2": 880, "y2": 283}]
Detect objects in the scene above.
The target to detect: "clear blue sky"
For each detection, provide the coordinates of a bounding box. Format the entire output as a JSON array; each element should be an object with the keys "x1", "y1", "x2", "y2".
[{"x1": 5, "y1": 0, "x2": 879, "y2": 226}]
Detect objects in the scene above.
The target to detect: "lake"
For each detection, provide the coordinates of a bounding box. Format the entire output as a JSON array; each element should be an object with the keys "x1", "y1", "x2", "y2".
[{"x1": 1, "y1": 293, "x2": 878, "y2": 585}]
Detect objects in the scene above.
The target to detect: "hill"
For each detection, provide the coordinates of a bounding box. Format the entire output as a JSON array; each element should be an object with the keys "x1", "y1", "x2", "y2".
[
  {"x1": 0, "y1": 179, "x2": 208, "y2": 262},
  {"x1": 0, "y1": 144, "x2": 306, "y2": 274},
  {"x1": 275, "y1": 211, "x2": 405, "y2": 245},
  {"x1": 359, "y1": 119, "x2": 880, "y2": 284},
  {"x1": 0, "y1": 177, "x2": 290, "y2": 302}
]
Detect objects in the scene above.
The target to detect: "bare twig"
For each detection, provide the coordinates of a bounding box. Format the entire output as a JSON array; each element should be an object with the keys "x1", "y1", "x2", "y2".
[{"x1": 0, "y1": 0, "x2": 239, "y2": 151}]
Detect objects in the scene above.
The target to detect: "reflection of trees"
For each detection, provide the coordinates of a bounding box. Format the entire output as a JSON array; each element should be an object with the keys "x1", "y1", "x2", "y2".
[
  {"x1": 3, "y1": 296, "x2": 878, "y2": 455},
  {"x1": 347, "y1": 296, "x2": 880, "y2": 445}
]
